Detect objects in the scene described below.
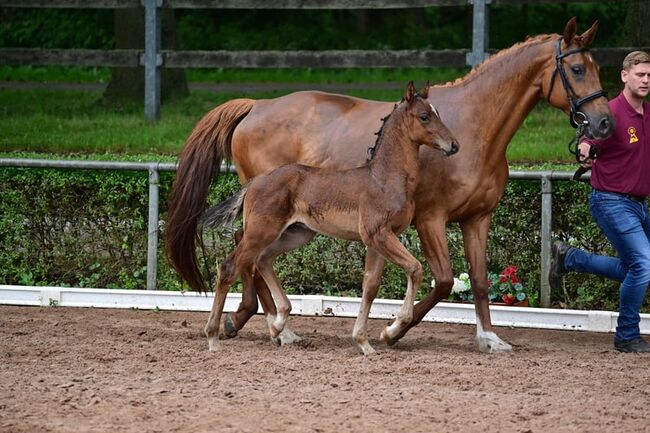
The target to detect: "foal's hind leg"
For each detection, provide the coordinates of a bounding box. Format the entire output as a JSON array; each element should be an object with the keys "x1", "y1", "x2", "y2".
[
  {"x1": 352, "y1": 248, "x2": 386, "y2": 355},
  {"x1": 204, "y1": 254, "x2": 239, "y2": 351},
  {"x1": 224, "y1": 229, "x2": 262, "y2": 338},
  {"x1": 363, "y1": 230, "x2": 423, "y2": 344},
  {"x1": 255, "y1": 255, "x2": 292, "y2": 340}
]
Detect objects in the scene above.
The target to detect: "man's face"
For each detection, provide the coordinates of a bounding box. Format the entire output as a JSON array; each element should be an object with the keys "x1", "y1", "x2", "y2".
[{"x1": 622, "y1": 62, "x2": 650, "y2": 99}]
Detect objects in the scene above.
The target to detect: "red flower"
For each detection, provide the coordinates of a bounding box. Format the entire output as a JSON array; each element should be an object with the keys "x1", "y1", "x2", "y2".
[
  {"x1": 502, "y1": 265, "x2": 517, "y2": 277},
  {"x1": 502, "y1": 293, "x2": 516, "y2": 305}
]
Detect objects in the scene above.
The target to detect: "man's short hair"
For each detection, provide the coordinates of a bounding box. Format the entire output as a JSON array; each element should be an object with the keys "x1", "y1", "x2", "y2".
[{"x1": 623, "y1": 51, "x2": 650, "y2": 71}]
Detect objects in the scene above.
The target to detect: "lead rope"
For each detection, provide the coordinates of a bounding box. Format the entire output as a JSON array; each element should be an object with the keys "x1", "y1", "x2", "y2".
[{"x1": 569, "y1": 119, "x2": 600, "y2": 181}]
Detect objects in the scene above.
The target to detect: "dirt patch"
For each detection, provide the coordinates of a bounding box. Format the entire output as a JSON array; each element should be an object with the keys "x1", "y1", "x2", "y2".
[{"x1": 1, "y1": 305, "x2": 649, "y2": 433}]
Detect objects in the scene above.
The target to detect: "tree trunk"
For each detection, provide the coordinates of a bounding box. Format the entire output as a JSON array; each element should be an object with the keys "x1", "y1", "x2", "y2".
[
  {"x1": 102, "y1": 8, "x2": 188, "y2": 105},
  {"x1": 621, "y1": 0, "x2": 650, "y2": 46}
]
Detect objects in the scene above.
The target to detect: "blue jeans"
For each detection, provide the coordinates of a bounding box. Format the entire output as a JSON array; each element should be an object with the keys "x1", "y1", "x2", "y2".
[{"x1": 564, "y1": 189, "x2": 650, "y2": 342}]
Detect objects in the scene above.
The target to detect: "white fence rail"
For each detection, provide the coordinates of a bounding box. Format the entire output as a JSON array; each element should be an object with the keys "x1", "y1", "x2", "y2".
[{"x1": 2, "y1": 285, "x2": 649, "y2": 335}]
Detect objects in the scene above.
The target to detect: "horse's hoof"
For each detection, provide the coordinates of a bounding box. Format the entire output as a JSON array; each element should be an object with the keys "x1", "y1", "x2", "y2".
[
  {"x1": 207, "y1": 335, "x2": 218, "y2": 351},
  {"x1": 476, "y1": 332, "x2": 513, "y2": 354},
  {"x1": 358, "y1": 342, "x2": 377, "y2": 356},
  {"x1": 223, "y1": 313, "x2": 238, "y2": 339},
  {"x1": 270, "y1": 336, "x2": 282, "y2": 346},
  {"x1": 278, "y1": 328, "x2": 302, "y2": 346}
]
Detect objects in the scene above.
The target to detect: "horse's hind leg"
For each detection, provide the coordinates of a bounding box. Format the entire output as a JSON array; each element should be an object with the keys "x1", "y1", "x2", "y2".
[{"x1": 352, "y1": 248, "x2": 386, "y2": 355}]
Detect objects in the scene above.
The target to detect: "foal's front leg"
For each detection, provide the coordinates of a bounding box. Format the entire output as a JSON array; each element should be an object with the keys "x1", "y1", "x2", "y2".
[
  {"x1": 363, "y1": 230, "x2": 423, "y2": 344},
  {"x1": 352, "y1": 248, "x2": 386, "y2": 355}
]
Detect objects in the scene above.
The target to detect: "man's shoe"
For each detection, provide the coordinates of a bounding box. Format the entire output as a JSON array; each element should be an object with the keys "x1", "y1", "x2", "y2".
[
  {"x1": 614, "y1": 337, "x2": 650, "y2": 353},
  {"x1": 549, "y1": 241, "x2": 569, "y2": 290}
]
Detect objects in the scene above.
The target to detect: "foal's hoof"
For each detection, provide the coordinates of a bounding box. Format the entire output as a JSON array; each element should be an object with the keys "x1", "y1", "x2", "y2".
[
  {"x1": 382, "y1": 324, "x2": 409, "y2": 346},
  {"x1": 223, "y1": 313, "x2": 238, "y2": 339}
]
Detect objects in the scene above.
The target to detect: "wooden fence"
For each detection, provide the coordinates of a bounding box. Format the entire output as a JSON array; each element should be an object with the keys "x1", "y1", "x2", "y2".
[{"x1": 0, "y1": 0, "x2": 642, "y2": 120}]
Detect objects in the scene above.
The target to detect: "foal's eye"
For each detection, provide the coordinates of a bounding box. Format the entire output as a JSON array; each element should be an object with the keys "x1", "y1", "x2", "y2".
[
  {"x1": 571, "y1": 65, "x2": 584, "y2": 76},
  {"x1": 419, "y1": 113, "x2": 430, "y2": 122}
]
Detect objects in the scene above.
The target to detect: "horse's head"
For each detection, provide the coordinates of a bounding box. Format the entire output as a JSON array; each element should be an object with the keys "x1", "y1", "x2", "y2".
[
  {"x1": 404, "y1": 81, "x2": 459, "y2": 156},
  {"x1": 541, "y1": 17, "x2": 614, "y2": 139}
]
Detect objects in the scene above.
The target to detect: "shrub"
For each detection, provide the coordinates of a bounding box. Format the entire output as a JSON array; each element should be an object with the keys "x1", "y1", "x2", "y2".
[{"x1": 1, "y1": 165, "x2": 644, "y2": 312}]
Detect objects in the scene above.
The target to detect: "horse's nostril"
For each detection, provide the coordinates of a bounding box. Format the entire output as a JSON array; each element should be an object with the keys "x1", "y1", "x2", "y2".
[
  {"x1": 599, "y1": 117, "x2": 611, "y2": 133},
  {"x1": 450, "y1": 142, "x2": 459, "y2": 155}
]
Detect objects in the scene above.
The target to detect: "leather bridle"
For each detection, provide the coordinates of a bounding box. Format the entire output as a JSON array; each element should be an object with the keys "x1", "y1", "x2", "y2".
[{"x1": 546, "y1": 37, "x2": 608, "y2": 128}]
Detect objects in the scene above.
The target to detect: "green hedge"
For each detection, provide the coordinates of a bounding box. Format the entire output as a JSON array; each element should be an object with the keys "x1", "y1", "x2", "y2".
[{"x1": 1, "y1": 166, "x2": 646, "y2": 312}]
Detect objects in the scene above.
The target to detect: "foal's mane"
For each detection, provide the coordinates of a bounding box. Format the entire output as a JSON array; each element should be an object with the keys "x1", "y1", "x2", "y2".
[
  {"x1": 367, "y1": 94, "x2": 426, "y2": 162},
  {"x1": 366, "y1": 101, "x2": 399, "y2": 162}
]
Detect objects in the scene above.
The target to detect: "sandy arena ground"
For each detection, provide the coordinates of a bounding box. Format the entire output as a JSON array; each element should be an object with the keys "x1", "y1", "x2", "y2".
[{"x1": 1, "y1": 305, "x2": 649, "y2": 433}]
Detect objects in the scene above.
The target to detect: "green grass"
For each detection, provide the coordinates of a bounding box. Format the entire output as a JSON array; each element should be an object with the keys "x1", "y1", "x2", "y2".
[
  {"x1": 0, "y1": 88, "x2": 579, "y2": 163},
  {"x1": 0, "y1": 64, "x2": 583, "y2": 163},
  {"x1": 0, "y1": 65, "x2": 469, "y2": 84}
]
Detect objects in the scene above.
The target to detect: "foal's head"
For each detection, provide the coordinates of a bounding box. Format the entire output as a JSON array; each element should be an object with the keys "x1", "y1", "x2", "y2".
[{"x1": 402, "y1": 81, "x2": 459, "y2": 156}]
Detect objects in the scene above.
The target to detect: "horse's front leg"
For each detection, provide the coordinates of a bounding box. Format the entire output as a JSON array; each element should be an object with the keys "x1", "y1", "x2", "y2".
[
  {"x1": 461, "y1": 216, "x2": 512, "y2": 353},
  {"x1": 381, "y1": 217, "x2": 454, "y2": 346}
]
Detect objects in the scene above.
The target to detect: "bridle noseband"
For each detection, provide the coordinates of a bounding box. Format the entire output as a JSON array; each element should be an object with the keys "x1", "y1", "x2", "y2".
[{"x1": 546, "y1": 37, "x2": 607, "y2": 128}]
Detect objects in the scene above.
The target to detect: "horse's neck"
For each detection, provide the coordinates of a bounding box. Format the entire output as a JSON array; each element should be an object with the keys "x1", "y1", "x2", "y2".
[
  {"x1": 368, "y1": 116, "x2": 420, "y2": 193},
  {"x1": 438, "y1": 37, "x2": 554, "y2": 166}
]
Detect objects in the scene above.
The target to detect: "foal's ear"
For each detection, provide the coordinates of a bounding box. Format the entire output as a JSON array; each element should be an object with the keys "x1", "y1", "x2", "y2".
[
  {"x1": 405, "y1": 80, "x2": 416, "y2": 103},
  {"x1": 579, "y1": 20, "x2": 598, "y2": 47},
  {"x1": 420, "y1": 80, "x2": 430, "y2": 98},
  {"x1": 563, "y1": 17, "x2": 577, "y2": 45}
]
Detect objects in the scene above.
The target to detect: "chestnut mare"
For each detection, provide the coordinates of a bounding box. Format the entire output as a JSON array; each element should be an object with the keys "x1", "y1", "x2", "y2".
[
  {"x1": 200, "y1": 82, "x2": 459, "y2": 355},
  {"x1": 166, "y1": 18, "x2": 614, "y2": 353}
]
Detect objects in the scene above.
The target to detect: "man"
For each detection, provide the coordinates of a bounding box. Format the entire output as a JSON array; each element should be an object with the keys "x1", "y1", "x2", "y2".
[{"x1": 549, "y1": 51, "x2": 650, "y2": 353}]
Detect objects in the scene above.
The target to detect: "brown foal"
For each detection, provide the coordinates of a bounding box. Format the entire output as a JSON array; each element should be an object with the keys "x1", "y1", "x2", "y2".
[{"x1": 201, "y1": 82, "x2": 459, "y2": 355}]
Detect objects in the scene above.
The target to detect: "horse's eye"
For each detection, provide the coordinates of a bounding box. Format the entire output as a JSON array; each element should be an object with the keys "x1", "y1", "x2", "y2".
[
  {"x1": 571, "y1": 65, "x2": 584, "y2": 76},
  {"x1": 420, "y1": 113, "x2": 430, "y2": 122}
]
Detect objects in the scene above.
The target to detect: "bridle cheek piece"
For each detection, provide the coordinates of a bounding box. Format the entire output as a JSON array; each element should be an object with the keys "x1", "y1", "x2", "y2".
[{"x1": 546, "y1": 38, "x2": 607, "y2": 129}]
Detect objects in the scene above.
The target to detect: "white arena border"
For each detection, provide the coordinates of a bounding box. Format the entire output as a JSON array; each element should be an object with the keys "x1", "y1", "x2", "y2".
[{"x1": 1, "y1": 285, "x2": 648, "y2": 335}]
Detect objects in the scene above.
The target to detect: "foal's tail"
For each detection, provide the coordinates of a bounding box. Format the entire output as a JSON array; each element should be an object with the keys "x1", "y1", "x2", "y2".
[
  {"x1": 165, "y1": 98, "x2": 255, "y2": 293},
  {"x1": 200, "y1": 185, "x2": 248, "y2": 230}
]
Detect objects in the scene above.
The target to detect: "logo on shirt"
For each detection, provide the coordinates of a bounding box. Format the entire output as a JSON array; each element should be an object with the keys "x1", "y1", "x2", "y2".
[{"x1": 628, "y1": 127, "x2": 639, "y2": 144}]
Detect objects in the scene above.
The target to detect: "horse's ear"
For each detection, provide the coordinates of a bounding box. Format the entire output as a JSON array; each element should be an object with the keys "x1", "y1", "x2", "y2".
[
  {"x1": 580, "y1": 20, "x2": 598, "y2": 47},
  {"x1": 420, "y1": 80, "x2": 430, "y2": 98},
  {"x1": 405, "y1": 81, "x2": 416, "y2": 103},
  {"x1": 563, "y1": 17, "x2": 577, "y2": 45}
]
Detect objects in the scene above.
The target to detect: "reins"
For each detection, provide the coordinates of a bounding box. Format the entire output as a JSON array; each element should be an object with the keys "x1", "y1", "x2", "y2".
[{"x1": 546, "y1": 37, "x2": 607, "y2": 180}]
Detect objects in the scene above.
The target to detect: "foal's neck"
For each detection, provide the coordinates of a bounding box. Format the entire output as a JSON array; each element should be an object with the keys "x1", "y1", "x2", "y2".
[{"x1": 367, "y1": 110, "x2": 420, "y2": 191}]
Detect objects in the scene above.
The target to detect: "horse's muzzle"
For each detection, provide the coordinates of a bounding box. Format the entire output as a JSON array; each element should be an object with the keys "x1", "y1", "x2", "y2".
[
  {"x1": 444, "y1": 141, "x2": 460, "y2": 156},
  {"x1": 586, "y1": 114, "x2": 616, "y2": 140}
]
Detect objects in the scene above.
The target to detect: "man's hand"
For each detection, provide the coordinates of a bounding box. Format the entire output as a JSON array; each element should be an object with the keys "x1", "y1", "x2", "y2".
[{"x1": 578, "y1": 141, "x2": 594, "y2": 168}]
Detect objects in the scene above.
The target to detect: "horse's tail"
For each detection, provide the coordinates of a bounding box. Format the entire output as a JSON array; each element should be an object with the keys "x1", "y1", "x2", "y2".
[
  {"x1": 165, "y1": 98, "x2": 255, "y2": 293},
  {"x1": 200, "y1": 184, "x2": 248, "y2": 231}
]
